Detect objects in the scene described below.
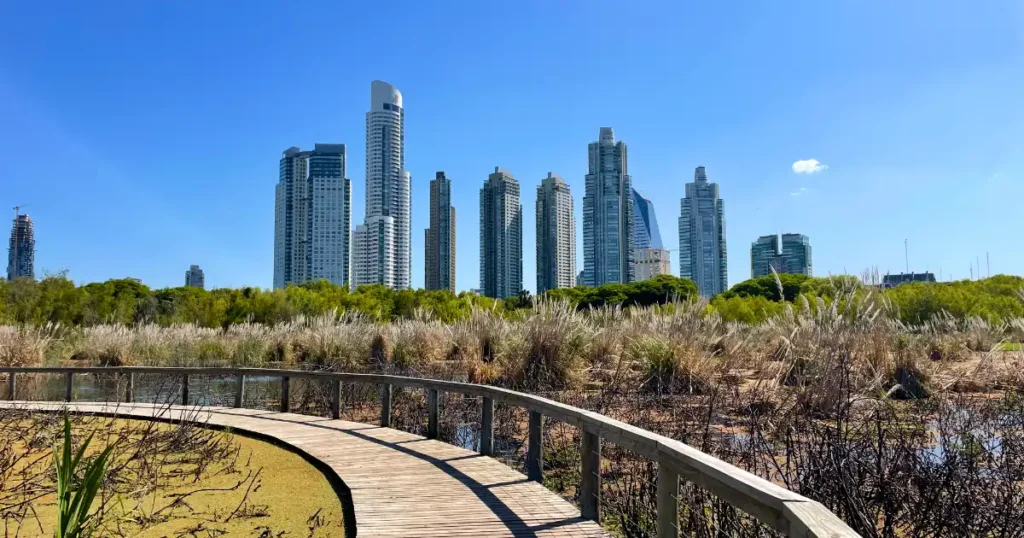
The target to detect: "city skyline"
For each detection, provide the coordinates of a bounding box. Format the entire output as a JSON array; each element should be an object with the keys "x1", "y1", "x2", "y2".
[{"x1": 2, "y1": 3, "x2": 1019, "y2": 290}]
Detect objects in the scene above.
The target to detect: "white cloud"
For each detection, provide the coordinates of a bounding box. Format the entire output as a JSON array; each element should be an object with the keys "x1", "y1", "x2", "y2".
[
  {"x1": 790, "y1": 187, "x2": 807, "y2": 197},
  {"x1": 792, "y1": 159, "x2": 828, "y2": 174}
]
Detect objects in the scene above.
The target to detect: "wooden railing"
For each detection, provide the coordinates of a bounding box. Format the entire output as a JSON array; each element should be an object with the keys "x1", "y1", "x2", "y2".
[{"x1": 0, "y1": 366, "x2": 860, "y2": 537}]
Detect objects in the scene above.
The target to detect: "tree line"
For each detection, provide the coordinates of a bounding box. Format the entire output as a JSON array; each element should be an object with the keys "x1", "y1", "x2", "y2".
[{"x1": 1, "y1": 272, "x2": 1021, "y2": 327}]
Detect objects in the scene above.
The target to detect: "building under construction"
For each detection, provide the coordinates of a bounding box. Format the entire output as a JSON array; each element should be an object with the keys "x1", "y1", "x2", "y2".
[{"x1": 7, "y1": 211, "x2": 35, "y2": 281}]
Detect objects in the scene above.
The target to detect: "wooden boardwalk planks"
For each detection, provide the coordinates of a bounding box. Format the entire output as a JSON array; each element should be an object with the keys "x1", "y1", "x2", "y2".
[{"x1": 1, "y1": 401, "x2": 609, "y2": 538}]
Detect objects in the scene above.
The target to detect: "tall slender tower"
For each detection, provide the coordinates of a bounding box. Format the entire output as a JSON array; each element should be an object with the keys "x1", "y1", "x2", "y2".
[
  {"x1": 7, "y1": 211, "x2": 35, "y2": 281},
  {"x1": 273, "y1": 144, "x2": 351, "y2": 288},
  {"x1": 425, "y1": 172, "x2": 456, "y2": 291},
  {"x1": 582, "y1": 127, "x2": 633, "y2": 286},
  {"x1": 480, "y1": 167, "x2": 522, "y2": 299},
  {"x1": 353, "y1": 80, "x2": 410, "y2": 289},
  {"x1": 678, "y1": 166, "x2": 728, "y2": 295},
  {"x1": 536, "y1": 173, "x2": 576, "y2": 294}
]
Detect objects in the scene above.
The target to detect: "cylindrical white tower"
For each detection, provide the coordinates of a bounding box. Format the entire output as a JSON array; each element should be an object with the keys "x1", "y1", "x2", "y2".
[{"x1": 360, "y1": 80, "x2": 410, "y2": 289}]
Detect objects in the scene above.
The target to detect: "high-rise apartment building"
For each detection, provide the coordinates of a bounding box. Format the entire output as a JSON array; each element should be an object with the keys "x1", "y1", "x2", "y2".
[
  {"x1": 353, "y1": 80, "x2": 410, "y2": 289},
  {"x1": 781, "y1": 233, "x2": 812, "y2": 276},
  {"x1": 582, "y1": 127, "x2": 633, "y2": 286},
  {"x1": 425, "y1": 171, "x2": 456, "y2": 291},
  {"x1": 535, "y1": 173, "x2": 576, "y2": 294},
  {"x1": 750, "y1": 235, "x2": 783, "y2": 278},
  {"x1": 750, "y1": 233, "x2": 812, "y2": 278},
  {"x1": 7, "y1": 212, "x2": 34, "y2": 281},
  {"x1": 273, "y1": 144, "x2": 351, "y2": 288},
  {"x1": 185, "y1": 265, "x2": 205, "y2": 289},
  {"x1": 634, "y1": 248, "x2": 671, "y2": 282},
  {"x1": 678, "y1": 166, "x2": 728, "y2": 296},
  {"x1": 480, "y1": 167, "x2": 522, "y2": 299},
  {"x1": 631, "y1": 188, "x2": 663, "y2": 250}
]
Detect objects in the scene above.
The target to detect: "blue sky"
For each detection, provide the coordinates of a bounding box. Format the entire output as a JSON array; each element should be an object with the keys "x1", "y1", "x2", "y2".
[{"x1": 1, "y1": 1, "x2": 1021, "y2": 291}]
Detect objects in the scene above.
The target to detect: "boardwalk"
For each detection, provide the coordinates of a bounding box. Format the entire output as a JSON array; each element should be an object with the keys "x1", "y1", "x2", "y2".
[{"x1": 1, "y1": 401, "x2": 609, "y2": 538}]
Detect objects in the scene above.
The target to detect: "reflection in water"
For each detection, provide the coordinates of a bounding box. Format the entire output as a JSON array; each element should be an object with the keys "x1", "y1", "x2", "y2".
[{"x1": 455, "y1": 424, "x2": 522, "y2": 454}]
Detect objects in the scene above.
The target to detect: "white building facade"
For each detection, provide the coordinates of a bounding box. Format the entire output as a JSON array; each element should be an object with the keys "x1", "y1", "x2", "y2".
[
  {"x1": 353, "y1": 80, "x2": 410, "y2": 289},
  {"x1": 535, "y1": 173, "x2": 576, "y2": 294},
  {"x1": 352, "y1": 216, "x2": 396, "y2": 289},
  {"x1": 273, "y1": 144, "x2": 351, "y2": 288},
  {"x1": 633, "y1": 248, "x2": 671, "y2": 282}
]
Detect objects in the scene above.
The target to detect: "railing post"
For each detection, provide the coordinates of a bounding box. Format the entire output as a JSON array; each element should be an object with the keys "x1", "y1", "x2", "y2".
[
  {"x1": 181, "y1": 374, "x2": 190, "y2": 405},
  {"x1": 6, "y1": 373, "x2": 15, "y2": 401},
  {"x1": 125, "y1": 372, "x2": 135, "y2": 403},
  {"x1": 480, "y1": 396, "x2": 494, "y2": 456},
  {"x1": 331, "y1": 380, "x2": 342, "y2": 420},
  {"x1": 657, "y1": 463, "x2": 679, "y2": 538},
  {"x1": 580, "y1": 429, "x2": 601, "y2": 521},
  {"x1": 426, "y1": 388, "x2": 439, "y2": 439},
  {"x1": 527, "y1": 410, "x2": 543, "y2": 482},
  {"x1": 280, "y1": 376, "x2": 290, "y2": 412},
  {"x1": 235, "y1": 374, "x2": 246, "y2": 408},
  {"x1": 64, "y1": 372, "x2": 73, "y2": 402},
  {"x1": 380, "y1": 384, "x2": 392, "y2": 427}
]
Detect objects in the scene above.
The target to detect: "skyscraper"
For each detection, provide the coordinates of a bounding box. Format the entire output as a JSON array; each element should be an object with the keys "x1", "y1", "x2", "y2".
[
  {"x1": 631, "y1": 188, "x2": 663, "y2": 250},
  {"x1": 353, "y1": 80, "x2": 410, "y2": 289},
  {"x1": 480, "y1": 167, "x2": 522, "y2": 299},
  {"x1": 273, "y1": 144, "x2": 351, "y2": 288},
  {"x1": 678, "y1": 166, "x2": 728, "y2": 296},
  {"x1": 425, "y1": 172, "x2": 456, "y2": 291},
  {"x1": 750, "y1": 235, "x2": 783, "y2": 278},
  {"x1": 582, "y1": 127, "x2": 633, "y2": 286},
  {"x1": 7, "y1": 211, "x2": 34, "y2": 281},
  {"x1": 750, "y1": 234, "x2": 812, "y2": 278},
  {"x1": 535, "y1": 172, "x2": 576, "y2": 294},
  {"x1": 185, "y1": 265, "x2": 205, "y2": 289},
  {"x1": 781, "y1": 233, "x2": 812, "y2": 276}
]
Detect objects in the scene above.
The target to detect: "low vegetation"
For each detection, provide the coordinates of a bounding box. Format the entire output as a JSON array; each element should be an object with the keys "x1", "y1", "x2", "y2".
[{"x1": 4, "y1": 273, "x2": 1024, "y2": 536}]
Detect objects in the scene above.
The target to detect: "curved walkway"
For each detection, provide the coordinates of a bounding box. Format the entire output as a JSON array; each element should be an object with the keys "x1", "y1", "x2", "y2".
[{"x1": 1, "y1": 401, "x2": 608, "y2": 538}]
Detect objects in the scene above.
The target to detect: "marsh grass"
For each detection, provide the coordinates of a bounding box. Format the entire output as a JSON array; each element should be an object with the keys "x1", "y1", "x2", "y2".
[{"x1": 7, "y1": 289, "x2": 1024, "y2": 535}]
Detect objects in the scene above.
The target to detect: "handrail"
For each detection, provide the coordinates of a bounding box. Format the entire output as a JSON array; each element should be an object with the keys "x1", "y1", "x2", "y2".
[{"x1": 0, "y1": 366, "x2": 860, "y2": 537}]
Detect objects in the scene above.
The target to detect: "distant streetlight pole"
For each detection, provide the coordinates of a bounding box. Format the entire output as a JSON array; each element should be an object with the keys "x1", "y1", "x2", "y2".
[{"x1": 904, "y1": 239, "x2": 909, "y2": 274}]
